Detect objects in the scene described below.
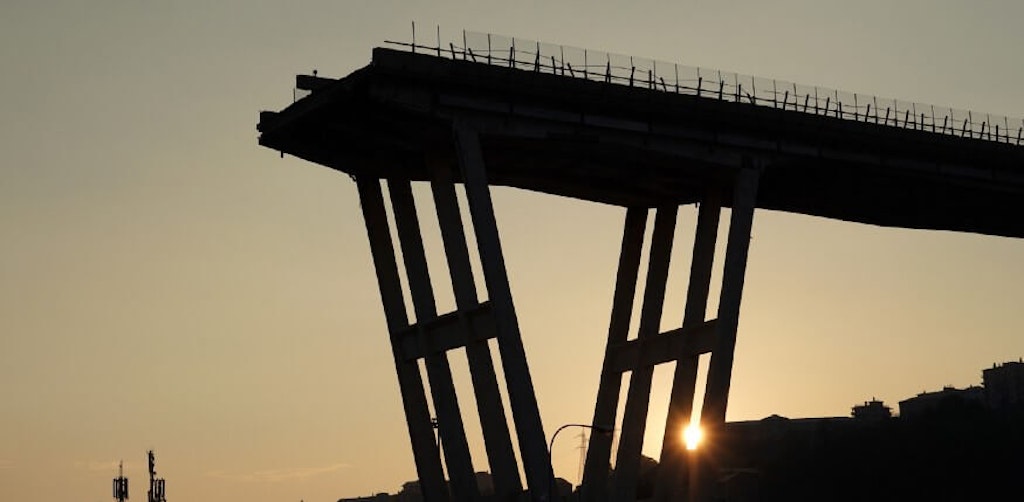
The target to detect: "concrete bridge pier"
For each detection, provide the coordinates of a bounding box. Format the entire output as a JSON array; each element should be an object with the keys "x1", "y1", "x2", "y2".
[
  {"x1": 653, "y1": 190, "x2": 722, "y2": 502},
  {"x1": 454, "y1": 123, "x2": 552, "y2": 501},
  {"x1": 354, "y1": 121, "x2": 553, "y2": 502},
  {"x1": 356, "y1": 177, "x2": 451, "y2": 501},
  {"x1": 580, "y1": 162, "x2": 760, "y2": 502}
]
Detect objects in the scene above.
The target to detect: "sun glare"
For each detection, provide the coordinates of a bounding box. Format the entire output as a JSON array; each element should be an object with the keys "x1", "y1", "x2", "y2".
[{"x1": 683, "y1": 424, "x2": 702, "y2": 451}]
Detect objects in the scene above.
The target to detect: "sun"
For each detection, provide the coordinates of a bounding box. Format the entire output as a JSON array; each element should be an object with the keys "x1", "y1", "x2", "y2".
[{"x1": 683, "y1": 424, "x2": 703, "y2": 451}]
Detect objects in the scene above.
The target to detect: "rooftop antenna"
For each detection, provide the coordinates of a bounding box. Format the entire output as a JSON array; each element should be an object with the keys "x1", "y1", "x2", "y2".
[
  {"x1": 147, "y1": 450, "x2": 166, "y2": 502},
  {"x1": 113, "y1": 461, "x2": 129, "y2": 502}
]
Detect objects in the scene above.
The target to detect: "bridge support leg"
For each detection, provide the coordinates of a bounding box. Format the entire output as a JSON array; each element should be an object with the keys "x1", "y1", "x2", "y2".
[
  {"x1": 389, "y1": 180, "x2": 480, "y2": 501},
  {"x1": 356, "y1": 177, "x2": 449, "y2": 502},
  {"x1": 429, "y1": 159, "x2": 524, "y2": 499},
  {"x1": 695, "y1": 165, "x2": 760, "y2": 501},
  {"x1": 580, "y1": 208, "x2": 648, "y2": 502},
  {"x1": 581, "y1": 163, "x2": 759, "y2": 502},
  {"x1": 454, "y1": 123, "x2": 551, "y2": 501},
  {"x1": 611, "y1": 207, "x2": 679, "y2": 502},
  {"x1": 654, "y1": 192, "x2": 722, "y2": 502}
]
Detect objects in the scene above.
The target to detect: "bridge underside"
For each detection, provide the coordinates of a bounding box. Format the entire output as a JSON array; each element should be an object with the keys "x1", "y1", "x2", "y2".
[
  {"x1": 261, "y1": 48, "x2": 1024, "y2": 238},
  {"x1": 258, "y1": 48, "x2": 1024, "y2": 502}
]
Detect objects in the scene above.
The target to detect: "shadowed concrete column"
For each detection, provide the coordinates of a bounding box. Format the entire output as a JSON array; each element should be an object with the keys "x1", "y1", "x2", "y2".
[
  {"x1": 696, "y1": 165, "x2": 760, "y2": 500},
  {"x1": 581, "y1": 207, "x2": 648, "y2": 502},
  {"x1": 453, "y1": 123, "x2": 550, "y2": 500},
  {"x1": 654, "y1": 192, "x2": 722, "y2": 502},
  {"x1": 611, "y1": 207, "x2": 679, "y2": 502},
  {"x1": 701, "y1": 167, "x2": 759, "y2": 424},
  {"x1": 429, "y1": 161, "x2": 523, "y2": 498},
  {"x1": 356, "y1": 177, "x2": 449, "y2": 502},
  {"x1": 389, "y1": 180, "x2": 480, "y2": 501}
]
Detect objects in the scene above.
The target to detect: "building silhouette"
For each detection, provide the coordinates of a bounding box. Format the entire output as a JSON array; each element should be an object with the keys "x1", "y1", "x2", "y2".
[
  {"x1": 984, "y1": 359, "x2": 1024, "y2": 411},
  {"x1": 899, "y1": 385, "x2": 985, "y2": 419},
  {"x1": 851, "y1": 399, "x2": 893, "y2": 422}
]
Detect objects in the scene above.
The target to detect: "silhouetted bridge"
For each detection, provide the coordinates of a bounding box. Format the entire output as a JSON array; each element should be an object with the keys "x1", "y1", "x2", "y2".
[{"x1": 259, "y1": 32, "x2": 1024, "y2": 501}]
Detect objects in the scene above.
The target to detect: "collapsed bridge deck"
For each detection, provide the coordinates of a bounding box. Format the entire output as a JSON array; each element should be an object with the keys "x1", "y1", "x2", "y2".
[
  {"x1": 258, "y1": 41, "x2": 1024, "y2": 501},
  {"x1": 259, "y1": 47, "x2": 1024, "y2": 237}
]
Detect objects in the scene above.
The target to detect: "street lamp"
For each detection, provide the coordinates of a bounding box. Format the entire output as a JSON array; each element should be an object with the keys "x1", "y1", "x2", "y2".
[{"x1": 547, "y1": 423, "x2": 614, "y2": 501}]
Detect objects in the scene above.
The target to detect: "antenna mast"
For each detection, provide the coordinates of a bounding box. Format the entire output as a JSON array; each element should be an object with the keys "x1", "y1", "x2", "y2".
[
  {"x1": 147, "y1": 450, "x2": 166, "y2": 502},
  {"x1": 112, "y1": 461, "x2": 129, "y2": 502}
]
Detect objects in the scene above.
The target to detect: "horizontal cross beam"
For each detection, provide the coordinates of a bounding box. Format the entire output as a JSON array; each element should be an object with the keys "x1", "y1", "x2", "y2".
[
  {"x1": 395, "y1": 301, "x2": 497, "y2": 361},
  {"x1": 609, "y1": 319, "x2": 718, "y2": 373}
]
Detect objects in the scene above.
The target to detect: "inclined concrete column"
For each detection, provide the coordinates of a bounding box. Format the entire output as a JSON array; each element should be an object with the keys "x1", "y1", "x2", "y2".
[
  {"x1": 389, "y1": 180, "x2": 480, "y2": 501},
  {"x1": 581, "y1": 207, "x2": 648, "y2": 502},
  {"x1": 654, "y1": 193, "x2": 722, "y2": 502},
  {"x1": 696, "y1": 165, "x2": 760, "y2": 501},
  {"x1": 700, "y1": 167, "x2": 759, "y2": 423},
  {"x1": 429, "y1": 161, "x2": 523, "y2": 498},
  {"x1": 356, "y1": 177, "x2": 448, "y2": 502},
  {"x1": 611, "y1": 206, "x2": 679, "y2": 502},
  {"x1": 453, "y1": 123, "x2": 550, "y2": 500}
]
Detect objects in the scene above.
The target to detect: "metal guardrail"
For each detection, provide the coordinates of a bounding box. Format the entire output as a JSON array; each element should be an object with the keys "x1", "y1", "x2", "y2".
[{"x1": 381, "y1": 27, "x2": 1023, "y2": 146}]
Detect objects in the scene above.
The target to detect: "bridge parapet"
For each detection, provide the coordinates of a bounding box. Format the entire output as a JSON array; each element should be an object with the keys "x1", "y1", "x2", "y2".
[{"x1": 383, "y1": 26, "x2": 1023, "y2": 146}]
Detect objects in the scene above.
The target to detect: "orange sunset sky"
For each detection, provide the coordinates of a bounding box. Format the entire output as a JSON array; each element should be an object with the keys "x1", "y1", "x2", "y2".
[{"x1": 2, "y1": 2, "x2": 1023, "y2": 501}]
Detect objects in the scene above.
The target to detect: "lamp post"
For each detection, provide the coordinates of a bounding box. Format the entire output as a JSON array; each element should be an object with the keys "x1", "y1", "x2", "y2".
[{"x1": 547, "y1": 423, "x2": 614, "y2": 501}]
